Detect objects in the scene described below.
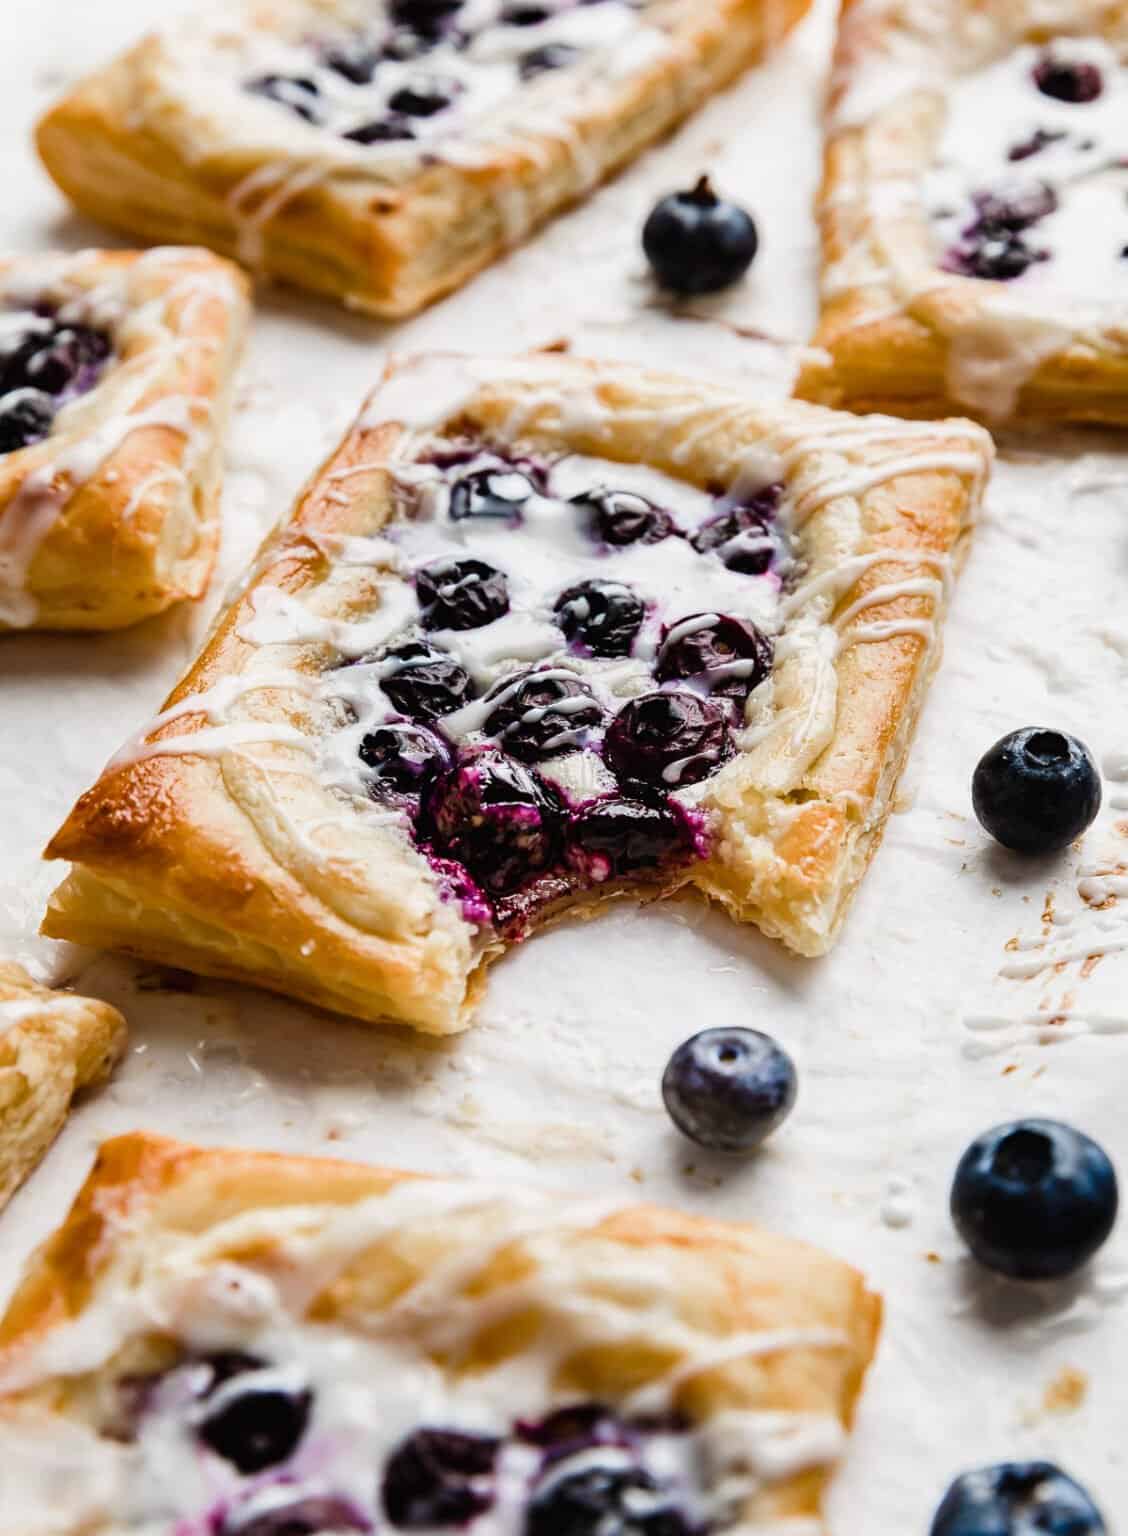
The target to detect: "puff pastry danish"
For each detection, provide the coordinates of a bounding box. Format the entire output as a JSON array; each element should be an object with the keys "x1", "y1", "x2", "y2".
[
  {"x1": 35, "y1": 0, "x2": 811, "y2": 318},
  {"x1": 41, "y1": 353, "x2": 992, "y2": 1033},
  {"x1": 0, "y1": 1132, "x2": 881, "y2": 1535},
  {"x1": 795, "y1": 0, "x2": 1128, "y2": 425},
  {"x1": 0, "y1": 247, "x2": 249, "y2": 631},
  {"x1": 0, "y1": 964, "x2": 125, "y2": 1212}
]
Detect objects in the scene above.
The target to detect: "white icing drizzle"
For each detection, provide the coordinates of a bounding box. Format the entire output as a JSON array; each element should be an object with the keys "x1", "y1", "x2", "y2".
[{"x1": 0, "y1": 1179, "x2": 854, "y2": 1533}]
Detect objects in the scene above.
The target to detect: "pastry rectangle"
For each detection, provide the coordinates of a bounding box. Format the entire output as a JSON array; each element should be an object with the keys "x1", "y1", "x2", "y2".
[
  {"x1": 41, "y1": 353, "x2": 992, "y2": 1033},
  {"x1": 0, "y1": 964, "x2": 125, "y2": 1211},
  {"x1": 795, "y1": 0, "x2": 1128, "y2": 425},
  {"x1": 0, "y1": 1132, "x2": 881, "y2": 1535},
  {"x1": 36, "y1": 0, "x2": 811, "y2": 318},
  {"x1": 0, "y1": 247, "x2": 249, "y2": 630}
]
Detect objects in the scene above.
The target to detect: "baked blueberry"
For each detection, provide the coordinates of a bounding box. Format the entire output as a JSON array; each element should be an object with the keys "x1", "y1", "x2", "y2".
[
  {"x1": 388, "y1": 76, "x2": 461, "y2": 116},
  {"x1": 972, "y1": 728, "x2": 1101, "y2": 854},
  {"x1": 449, "y1": 466, "x2": 536, "y2": 524},
  {"x1": 1007, "y1": 126, "x2": 1067, "y2": 163},
  {"x1": 222, "y1": 1495, "x2": 373, "y2": 1535},
  {"x1": 0, "y1": 389, "x2": 56, "y2": 454},
  {"x1": 416, "y1": 557, "x2": 510, "y2": 630},
  {"x1": 655, "y1": 613, "x2": 773, "y2": 703},
  {"x1": 391, "y1": 0, "x2": 464, "y2": 36},
  {"x1": 929, "y1": 1462, "x2": 1107, "y2": 1536},
  {"x1": 345, "y1": 118, "x2": 418, "y2": 144},
  {"x1": 246, "y1": 73, "x2": 323, "y2": 122},
  {"x1": 383, "y1": 1428, "x2": 502, "y2": 1528},
  {"x1": 573, "y1": 488, "x2": 675, "y2": 547},
  {"x1": 973, "y1": 182, "x2": 1058, "y2": 231},
  {"x1": 604, "y1": 691, "x2": 732, "y2": 790},
  {"x1": 662, "y1": 1028, "x2": 797, "y2": 1153},
  {"x1": 526, "y1": 1465, "x2": 694, "y2": 1536},
  {"x1": 950, "y1": 1119, "x2": 1118, "y2": 1281},
  {"x1": 324, "y1": 43, "x2": 382, "y2": 84},
  {"x1": 1032, "y1": 53, "x2": 1104, "y2": 104},
  {"x1": 483, "y1": 670, "x2": 604, "y2": 761},
  {"x1": 690, "y1": 486, "x2": 782, "y2": 574},
  {"x1": 642, "y1": 176, "x2": 758, "y2": 296},
  {"x1": 197, "y1": 1379, "x2": 313, "y2": 1474},
  {"x1": 5, "y1": 322, "x2": 110, "y2": 396},
  {"x1": 378, "y1": 638, "x2": 475, "y2": 720},
  {"x1": 554, "y1": 578, "x2": 645, "y2": 658},
  {"x1": 569, "y1": 798, "x2": 694, "y2": 879},
  {"x1": 517, "y1": 1403, "x2": 626, "y2": 1453},
  {"x1": 425, "y1": 748, "x2": 560, "y2": 894},
  {"x1": 359, "y1": 721, "x2": 452, "y2": 798},
  {"x1": 502, "y1": 3, "x2": 554, "y2": 23},
  {"x1": 520, "y1": 43, "x2": 581, "y2": 79},
  {"x1": 947, "y1": 233, "x2": 1047, "y2": 281}
]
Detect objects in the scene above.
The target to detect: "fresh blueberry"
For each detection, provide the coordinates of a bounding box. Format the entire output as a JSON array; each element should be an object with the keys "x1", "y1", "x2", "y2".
[
  {"x1": 1032, "y1": 53, "x2": 1104, "y2": 104},
  {"x1": 345, "y1": 118, "x2": 418, "y2": 144},
  {"x1": 324, "y1": 43, "x2": 382, "y2": 84},
  {"x1": 573, "y1": 488, "x2": 675, "y2": 547},
  {"x1": 662, "y1": 1028, "x2": 797, "y2": 1153},
  {"x1": 642, "y1": 176, "x2": 758, "y2": 296},
  {"x1": 197, "y1": 1379, "x2": 313, "y2": 1474},
  {"x1": 604, "y1": 691, "x2": 732, "y2": 790},
  {"x1": 246, "y1": 74, "x2": 323, "y2": 123},
  {"x1": 388, "y1": 76, "x2": 461, "y2": 116},
  {"x1": 554, "y1": 578, "x2": 645, "y2": 658},
  {"x1": 221, "y1": 1495, "x2": 373, "y2": 1536},
  {"x1": 972, "y1": 728, "x2": 1101, "y2": 854},
  {"x1": 520, "y1": 43, "x2": 581, "y2": 78},
  {"x1": 0, "y1": 389, "x2": 56, "y2": 454},
  {"x1": 655, "y1": 613, "x2": 773, "y2": 703},
  {"x1": 951, "y1": 1119, "x2": 1118, "y2": 1280},
  {"x1": 568, "y1": 798, "x2": 695, "y2": 880},
  {"x1": 383, "y1": 1428, "x2": 501, "y2": 1528},
  {"x1": 425, "y1": 748, "x2": 560, "y2": 894},
  {"x1": 526, "y1": 1465, "x2": 694, "y2": 1536},
  {"x1": 483, "y1": 670, "x2": 604, "y2": 761},
  {"x1": 1007, "y1": 127, "x2": 1067, "y2": 163},
  {"x1": 359, "y1": 721, "x2": 452, "y2": 799},
  {"x1": 416, "y1": 556, "x2": 510, "y2": 630},
  {"x1": 690, "y1": 486, "x2": 782, "y2": 574},
  {"x1": 930, "y1": 1461, "x2": 1107, "y2": 1536},
  {"x1": 377, "y1": 638, "x2": 475, "y2": 720},
  {"x1": 449, "y1": 466, "x2": 536, "y2": 524}
]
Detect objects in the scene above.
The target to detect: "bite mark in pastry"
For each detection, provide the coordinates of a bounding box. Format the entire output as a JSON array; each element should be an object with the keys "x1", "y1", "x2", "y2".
[
  {"x1": 0, "y1": 248, "x2": 250, "y2": 631},
  {"x1": 41, "y1": 354, "x2": 992, "y2": 1033},
  {"x1": 0, "y1": 1132, "x2": 881, "y2": 1534},
  {"x1": 35, "y1": 0, "x2": 812, "y2": 318},
  {"x1": 0, "y1": 963, "x2": 125, "y2": 1212},
  {"x1": 795, "y1": 0, "x2": 1128, "y2": 425}
]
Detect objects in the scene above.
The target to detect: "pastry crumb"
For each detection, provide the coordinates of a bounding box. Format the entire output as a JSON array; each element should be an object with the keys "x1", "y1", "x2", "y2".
[{"x1": 1043, "y1": 1365, "x2": 1088, "y2": 1416}]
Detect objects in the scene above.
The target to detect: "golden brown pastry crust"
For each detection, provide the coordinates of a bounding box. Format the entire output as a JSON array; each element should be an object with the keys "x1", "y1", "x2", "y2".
[
  {"x1": 795, "y1": 0, "x2": 1128, "y2": 425},
  {"x1": 0, "y1": 248, "x2": 250, "y2": 632},
  {"x1": 40, "y1": 353, "x2": 992, "y2": 1032},
  {"x1": 0, "y1": 1133, "x2": 881, "y2": 1534},
  {"x1": 35, "y1": 0, "x2": 811, "y2": 318},
  {"x1": 0, "y1": 964, "x2": 125, "y2": 1212}
]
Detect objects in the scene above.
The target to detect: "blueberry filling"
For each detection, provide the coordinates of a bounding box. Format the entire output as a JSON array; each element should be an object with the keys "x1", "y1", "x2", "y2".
[
  {"x1": 1006, "y1": 126, "x2": 1067, "y2": 163},
  {"x1": 416, "y1": 556, "x2": 510, "y2": 630},
  {"x1": 568, "y1": 798, "x2": 695, "y2": 879},
  {"x1": 654, "y1": 613, "x2": 772, "y2": 704},
  {"x1": 1032, "y1": 52, "x2": 1104, "y2": 104},
  {"x1": 388, "y1": 76, "x2": 462, "y2": 116},
  {"x1": 221, "y1": 1495, "x2": 373, "y2": 1536},
  {"x1": 375, "y1": 638, "x2": 476, "y2": 720},
  {"x1": 554, "y1": 579, "x2": 645, "y2": 658},
  {"x1": 942, "y1": 183, "x2": 1058, "y2": 282},
  {"x1": 383, "y1": 1428, "x2": 502, "y2": 1528},
  {"x1": 482, "y1": 670, "x2": 605, "y2": 761},
  {"x1": 449, "y1": 466, "x2": 537, "y2": 524},
  {"x1": 424, "y1": 748, "x2": 562, "y2": 894},
  {"x1": 197, "y1": 1378, "x2": 313, "y2": 1474},
  {"x1": 526, "y1": 1465, "x2": 697, "y2": 1536},
  {"x1": 573, "y1": 488, "x2": 676, "y2": 547},
  {"x1": 359, "y1": 721, "x2": 452, "y2": 799},
  {"x1": 247, "y1": 73, "x2": 323, "y2": 122},
  {"x1": 690, "y1": 485, "x2": 782, "y2": 574},
  {"x1": 0, "y1": 312, "x2": 112, "y2": 455},
  {"x1": 345, "y1": 118, "x2": 418, "y2": 144},
  {"x1": 520, "y1": 43, "x2": 582, "y2": 79},
  {"x1": 605, "y1": 692, "x2": 733, "y2": 791}
]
